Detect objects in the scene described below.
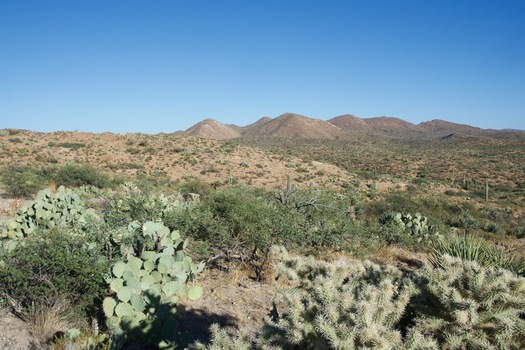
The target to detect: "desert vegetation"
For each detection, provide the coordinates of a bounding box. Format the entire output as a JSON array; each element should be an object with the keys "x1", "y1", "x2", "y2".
[{"x1": 0, "y1": 122, "x2": 524, "y2": 349}]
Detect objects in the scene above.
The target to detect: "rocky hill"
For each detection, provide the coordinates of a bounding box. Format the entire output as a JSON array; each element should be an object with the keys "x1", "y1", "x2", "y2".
[
  {"x1": 184, "y1": 118, "x2": 241, "y2": 140},
  {"x1": 240, "y1": 117, "x2": 273, "y2": 134},
  {"x1": 241, "y1": 113, "x2": 345, "y2": 139},
  {"x1": 362, "y1": 116, "x2": 424, "y2": 133},
  {"x1": 328, "y1": 114, "x2": 372, "y2": 131},
  {"x1": 181, "y1": 113, "x2": 522, "y2": 140},
  {"x1": 418, "y1": 119, "x2": 482, "y2": 133}
]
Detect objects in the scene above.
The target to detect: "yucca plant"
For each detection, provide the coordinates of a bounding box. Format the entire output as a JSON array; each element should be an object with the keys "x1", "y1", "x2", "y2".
[{"x1": 430, "y1": 233, "x2": 525, "y2": 276}]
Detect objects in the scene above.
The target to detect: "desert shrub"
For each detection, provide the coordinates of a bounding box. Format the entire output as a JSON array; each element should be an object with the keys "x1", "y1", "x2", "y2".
[
  {"x1": 48, "y1": 142, "x2": 86, "y2": 150},
  {"x1": 134, "y1": 172, "x2": 179, "y2": 192},
  {"x1": 0, "y1": 165, "x2": 46, "y2": 198},
  {"x1": 166, "y1": 186, "x2": 280, "y2": 278},
  {"x1": 107, "y1": 162, "x2": 144, "y2": 171},
  {"x1": 272, "y1": 186, "x2": 357, "y2": 251},
  {"x1": 5, "y1": 129, "x2": 21, "y2": 135},
  {"x1": 50, "y1": 163, "x2": 115, "y2": 188},
  {"x1": 0, "y1": 229, "x2": 108, "y2": 318},
  {"x1": 485, "y1": 222, "x2": 504, "y2": 234},
  {"x1": 178, "y1": 177, "x2": 212, "y2": 196},
  {"x1": 102, "y1": 182, "x2": 187, "y2": 230},
  {"x1": 447, "y1": 210, "x2": 482, "y2": 231},
  {"x1": 169, "y1": 185, "x2": 359, "y2": 278},
  {"x1": 510, "y1": 226, "x2": 525, "y2": 238}
]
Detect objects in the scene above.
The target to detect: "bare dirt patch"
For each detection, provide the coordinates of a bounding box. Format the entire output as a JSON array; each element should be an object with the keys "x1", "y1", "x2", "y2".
[{"x1": 0, "y1": 309, "x2": 43, "y2": 350}]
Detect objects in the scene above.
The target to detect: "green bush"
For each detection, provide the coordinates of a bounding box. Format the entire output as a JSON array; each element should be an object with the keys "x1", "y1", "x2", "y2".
[
  {"x1": 48, "y1": 142, "x2": 86, "y2": 150},
  {"x1": 103, "y1": 183, "x2": 186, "y2": 231},
  {"x1": 167, "y1": 185, "x2": 361, "y2": 278},
  {"x1": 165, "y1": 186, "x2": 280, "y2": 278},
  {"x1": 273, "y1": 187, "x2": 357, "y2": 251},
  {"x1": 0, "y1": 229, "x2": 109, "y2": 318},
  {"x1": 51, "y1": 163, "x2": 115, "y2": 188},
  {"x1": 0, "y1": 165, "x2": 46, "y2": 198},
  {"x1": 177, "y1": 177, "x2": 212, "y2": 196}
]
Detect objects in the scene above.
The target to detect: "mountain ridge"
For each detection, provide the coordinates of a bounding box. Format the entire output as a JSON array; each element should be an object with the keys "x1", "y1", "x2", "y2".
[{"x1": 180, "y1": 113, "x2": 523, "y2": 140}]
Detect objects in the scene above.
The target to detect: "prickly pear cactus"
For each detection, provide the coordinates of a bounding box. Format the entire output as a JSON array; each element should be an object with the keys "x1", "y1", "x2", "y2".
[
  {"x1": 0, "y1": 186, "x2": 86, "y2": 253},
  {"x1": 386, "y1": 212, "x2": 440, "y2": 242},
  {"x1": 104, "y1": 221, "x2": 204, "y2": 349}
]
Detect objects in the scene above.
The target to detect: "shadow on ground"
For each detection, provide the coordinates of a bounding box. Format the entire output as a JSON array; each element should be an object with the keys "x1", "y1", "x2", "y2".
[
  {"x1": 174, "y1": 304, "x2": 238, "y2": 347},
  {"x1": 121, "y1": 302, "x2": 238, "y2": 350}
]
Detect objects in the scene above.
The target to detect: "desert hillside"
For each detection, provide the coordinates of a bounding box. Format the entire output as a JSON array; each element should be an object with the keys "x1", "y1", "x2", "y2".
[{"x1": 180, "y1": 112, "x2": 520, "y2": 141}]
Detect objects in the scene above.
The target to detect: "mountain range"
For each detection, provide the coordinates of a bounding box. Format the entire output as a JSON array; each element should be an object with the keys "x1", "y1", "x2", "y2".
[{"x1": 180, "y1": 113, "x2": 521, "y2": 140}]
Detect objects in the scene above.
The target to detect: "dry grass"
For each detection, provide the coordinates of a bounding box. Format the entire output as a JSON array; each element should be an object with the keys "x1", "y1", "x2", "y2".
[{"x1": 22, "y1": 296, "x2": 77, "y2": 345}]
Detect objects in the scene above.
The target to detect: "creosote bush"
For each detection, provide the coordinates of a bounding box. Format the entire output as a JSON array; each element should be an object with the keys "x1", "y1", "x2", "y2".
[
  {"x1": 49, "y1": 163, "x2": 117, "y2": 189},
  {"x1": 0, "y1": 229, "x2": 109, "y2": 318},
  {"x1": 0, "y1": 163, "x2": 118, "y2": 198},
  {"x1": 0, "y1": 165, "x2": 46, "y2": 198},
  {"x1": 165, "y1": 185, "x2": 361, "y2": 279}
]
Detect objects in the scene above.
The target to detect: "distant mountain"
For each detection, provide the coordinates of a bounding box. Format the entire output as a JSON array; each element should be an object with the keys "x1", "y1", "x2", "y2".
[
  {"x1": 241, "y1": 116, "x2": 273, "y2": 134},
  {"x1": 184, "y1": 118, "x2": 241, "y2": 140},
  {"x1": 328, "y1": 114, "x2": 372, "y2": 131},
  {"x1": 181, "y1": 112, "x2": 519, "y2": 141},
  {"x1": 418, "y1": 119, "x2": 482, "y2": 134},
  {"x1": 363, "y1": 116, "x2": 424, "y2": 133},
  {"x1": 241, "y1": 113, "x2": 344, "y2": 139}
]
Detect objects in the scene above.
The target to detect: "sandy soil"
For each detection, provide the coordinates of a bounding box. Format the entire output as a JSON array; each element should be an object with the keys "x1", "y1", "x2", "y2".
[{"x1": 0, "y1": 310, "x2": 43, "y2": 350}]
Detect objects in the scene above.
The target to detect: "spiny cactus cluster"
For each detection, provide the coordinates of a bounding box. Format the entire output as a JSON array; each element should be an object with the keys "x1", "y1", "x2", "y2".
[
  {"x1": 0, "y1": 186, "x2": 86, "y2": 253},
  {"x1": 386, "y1": 212, "x2": 440, "y2": 242},
  {"x1": 104, "y1": 221, "x2": 204, "y2": 349},
  {"x1": 192, "y1": 247, "x2": 525, "y2": 350},
  {"x1": 260, "y1": 247, "x2": 436, "y2": 350},
  {"x1": 416, "y1": 255, "x2": 525, "y2": 349}
]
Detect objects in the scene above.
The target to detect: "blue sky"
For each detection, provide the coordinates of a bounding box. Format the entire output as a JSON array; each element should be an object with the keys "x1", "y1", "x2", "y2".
[{"x1": 1, "y1": 1, "x2": 524, "y2": 133}]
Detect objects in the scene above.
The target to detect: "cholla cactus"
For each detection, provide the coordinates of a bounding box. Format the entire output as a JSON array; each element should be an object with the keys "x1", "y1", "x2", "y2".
[
  {"x1": 414, "y1": 255, "x2": 525, "y2": 349},
  {"x1": 190, "y1": 324, "x2": 254, "y2": 350},
  {"x1": 260, "y1": 247, "x2": 437, "y2": 350},
  {"x1": 193, "y1": 249, "x2": 525, "y2": 350}
]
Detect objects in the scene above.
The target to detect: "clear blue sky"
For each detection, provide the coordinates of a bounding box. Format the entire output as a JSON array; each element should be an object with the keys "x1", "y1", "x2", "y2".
[{"x1": 1, "y1": 1, "x2": 524, "y2": 133}]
